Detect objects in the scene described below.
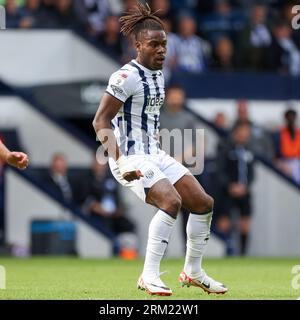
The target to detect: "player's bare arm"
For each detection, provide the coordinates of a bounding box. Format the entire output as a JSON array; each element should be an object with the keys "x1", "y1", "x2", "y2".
[
  {"x1": 93, "y1": 93, "x2": 143, "y2": 182},
  {"x1": 0, "y1": 141, "x2": 29, "y2": 170}
]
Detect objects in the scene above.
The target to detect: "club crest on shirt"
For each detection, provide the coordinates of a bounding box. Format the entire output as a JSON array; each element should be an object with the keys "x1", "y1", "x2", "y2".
[
  {"x1": 120, "y1": 73, "x2": 128, "y2": 79},
  {"x1": 144, "y1": 169, "x2": 155, "y2": 179}
]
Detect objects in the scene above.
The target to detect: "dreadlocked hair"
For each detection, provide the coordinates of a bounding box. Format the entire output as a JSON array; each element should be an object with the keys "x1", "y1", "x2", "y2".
[{"x1": 119, "y1": 2, "x2": 164, "y2": 39}]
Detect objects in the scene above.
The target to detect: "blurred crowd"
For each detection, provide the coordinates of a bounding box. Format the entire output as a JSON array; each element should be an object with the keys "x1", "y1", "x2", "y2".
[{"x1": 4, "y1": 0, "x2": 300, "y2": 77}]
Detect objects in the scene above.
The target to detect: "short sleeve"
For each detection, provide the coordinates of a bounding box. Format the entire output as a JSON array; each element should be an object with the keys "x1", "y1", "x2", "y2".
[{"x1": 106, "y1": 70, "x2": 135, "y2": 103}]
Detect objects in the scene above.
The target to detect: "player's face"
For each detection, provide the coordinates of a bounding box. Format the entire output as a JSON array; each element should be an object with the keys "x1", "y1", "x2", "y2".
[{"x1": 136, "y1": 30, "x2": 167, "y2": 70}]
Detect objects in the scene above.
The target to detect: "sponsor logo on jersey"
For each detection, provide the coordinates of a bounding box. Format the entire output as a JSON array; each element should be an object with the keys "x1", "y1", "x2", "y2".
[
  {"x1": 111, "y1": 85, "x2": 123, "y2": 96},
  {"x1": 145, "y1": 95, "x2": 164, "y2": 115}
]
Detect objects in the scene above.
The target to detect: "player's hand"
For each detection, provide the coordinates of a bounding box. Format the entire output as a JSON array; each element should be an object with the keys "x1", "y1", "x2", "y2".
[
  {"x1": 116, "y1": 155, "x2": 143, "y2": 182},
  {"x1": 6, "y1": 152, "x2": 29, "y2": 170},
  {"x1": 122, "y1": 170, "x2": 144, "y2": 182}
]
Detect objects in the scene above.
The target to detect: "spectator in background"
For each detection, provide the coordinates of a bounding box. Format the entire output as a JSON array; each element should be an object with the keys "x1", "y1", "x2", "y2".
[
  {"x1": 195, "y1": 0, "x2": 215, "y2": 15},
  {"x1": 150, "y1": 0, "x2": 173, "y2": 21},
  {"x1": 216, "y1": 121, "x2": 255, "y2": 255},
  {"x1": 52, "y1": 0, "x2": 83, "y2": 30},
  {"x1": 37, "y1": 0, "x2": 55, "y2": 22},
  {"x1": 74, "y1": 0, "x2": 111, "y2": 37},
  {"x1": 170, "y1": 0, "x2": 199, "y2": 12},
  {"x1": 19, "y1": 0, "x2": 41, "y2": 28},
  {"x1": 214, "y1": 111, "x2": 229, "y2": 132},
  {"x1": 150, "y1": 0, "x2": 177, "y2": 34},
  {"x1": 42, "y1": 153, "x2": 76, "y2": 204},
  {"x1": 40, "y1": 0, "x2": 54, "y2": 10},
  {"x1": 232, "y1": 0, "x2": 276, "y2": 10},
  {"x1": 5, "y1": 0, "x2": 22, "y2": 28},
  {"x1": 98, "y1": 15, "x2": 123, "y2": 60},
  {"x1": 160, "y1": 85, "x2": 196, "y2": 164},
  {"x1": 200, "y1": 0, "x2": 236, "y2": 44},
  {"x1": 123, "y1": 0, "x2": 139, "y2": 11},
  {"x1": 36, "y1": 0, "x2": 83, "y2": 30},
  {"x1": 281, "y1": 1, "x2": 300, "y2": 48},
  {"x1": 266, "y1": 20, "x2": 300, "y2": 76},
  {"x1": 161, "y1": 17, "x2": 177, "y2": 83},
  {"x1": 82, "y1": 158, "x2": 138, "y2": 259},
  {"x1": 236, "y1": 3, "x2": 271, "y2": 70},
  {"x1": 211, "y1": 36, "x2": 237, "y2": 71},
  {"x1": 173, "y1": 14, "x2": 211, "y2": 73},
  {"x1": 278, "y1": 109, "x2": 300, "y2": 184},
  {"x1": 234, "y1": 100, "x2": 275, "y2": 161}
]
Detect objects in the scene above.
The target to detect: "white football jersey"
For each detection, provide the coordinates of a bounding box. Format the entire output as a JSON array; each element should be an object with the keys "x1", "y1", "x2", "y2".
[{"x1": 106, "y1": 59, "x2": 165, "y2": 155}]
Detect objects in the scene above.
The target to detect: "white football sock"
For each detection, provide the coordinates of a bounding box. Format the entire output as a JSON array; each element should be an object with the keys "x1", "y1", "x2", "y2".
[
  {"x1": 184, "y1": 212, "x2": 213, "y2": 279},
  {"x1": 142, "y1": 209, "x2": 176, "y2": 282}
]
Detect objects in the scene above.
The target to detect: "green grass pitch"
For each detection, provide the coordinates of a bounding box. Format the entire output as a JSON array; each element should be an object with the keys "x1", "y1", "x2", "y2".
[{"x1": 0, "y1": 257, "x2": 298, "y2": 300}]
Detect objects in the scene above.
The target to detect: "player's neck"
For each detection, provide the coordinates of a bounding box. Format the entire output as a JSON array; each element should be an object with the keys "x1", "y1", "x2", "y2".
[{"x1": 135, "y1": 57, "x2": 155, "y2": 71}]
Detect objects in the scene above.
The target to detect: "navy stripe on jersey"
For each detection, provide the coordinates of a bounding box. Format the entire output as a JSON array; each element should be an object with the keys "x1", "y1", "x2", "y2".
[
  {"x1": 123, "y1": 96, "x2": 134, "y2": 155},
  {"x1": 154, "y1": 115, "x2": 158, "y2": 130},
  {"x1": 152, "y1": 74, "x2": 160, "y2": 97},
  {"x1": 129, "y1": 61, "x2": 150, "y2": 154},
  {"x1": 152, "y1": 74, "x2": 160, "y2": 131},
  {"x1": 152, "y1": 74, "x2": 161, "y2": 150},
  {"x1": 117, "y1": 116, "x2": 126, "y2": 155}
]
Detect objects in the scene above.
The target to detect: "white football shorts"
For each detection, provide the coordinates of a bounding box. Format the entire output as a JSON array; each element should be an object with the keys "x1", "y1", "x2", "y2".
[{"x1": 109, "y1": 150, "x2": 190, "y2": 202}]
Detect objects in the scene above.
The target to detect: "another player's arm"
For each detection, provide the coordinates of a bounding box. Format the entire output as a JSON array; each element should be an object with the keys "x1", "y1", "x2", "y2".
[
  {"x1": 0, "y1": 141, "x2": 29, "y2": 170},
  {"x1": 93, "y1": 93, "x2": 143, "y2": 182}
]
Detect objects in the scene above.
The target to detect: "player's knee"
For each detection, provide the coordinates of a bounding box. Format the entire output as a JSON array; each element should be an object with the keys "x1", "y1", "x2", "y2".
[
  {"x1": 163, "y1": 194, "x2": 182, "y2": 217},
  {"x1": 195, "y1": 194, "x2": 214, "y2": 214},
  {"x1": 203, "y1": 195, "x2": 214, "y2": 213}
]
